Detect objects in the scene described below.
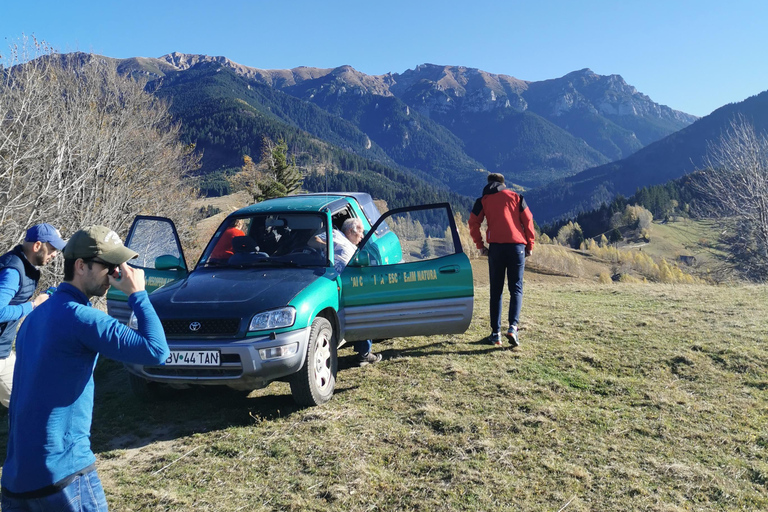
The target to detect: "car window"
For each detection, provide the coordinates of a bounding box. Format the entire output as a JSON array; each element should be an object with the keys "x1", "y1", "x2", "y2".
[
  {"x1": 357, "y1": 206, "x2": 457, "y2": 266},
  {"x1": 127, "y1": 218, "x2": 184, "y2": 269},
  {"x1": 359, "y1": 198, "x2": 390, "y2": 237},
  {"x1": 200, "y1": 213, "x2": 328, "y2": 268}
]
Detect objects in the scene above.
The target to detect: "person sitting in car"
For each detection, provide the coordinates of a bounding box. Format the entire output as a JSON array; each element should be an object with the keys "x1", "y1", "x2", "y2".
[
  {"x1": 310, "y1": 218, "x2": 381, "y2": 366},
  {"x1": 210, "y1": 218, "x2": 246, "y2": 260},
  {"x1": 310, "y1": 218, "x2": 364, "y2": 273}
]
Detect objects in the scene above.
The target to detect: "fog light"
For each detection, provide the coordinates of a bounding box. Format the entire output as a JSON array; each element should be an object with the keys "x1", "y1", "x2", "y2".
[{"x1": 259, "y1": 343, "x2": 299, "y2": 361}]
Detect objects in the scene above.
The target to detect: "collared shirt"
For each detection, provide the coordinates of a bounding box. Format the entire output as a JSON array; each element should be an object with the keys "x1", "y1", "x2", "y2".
[{"x1": 1, "y1": 283, "x2": 169, "y2": 494}]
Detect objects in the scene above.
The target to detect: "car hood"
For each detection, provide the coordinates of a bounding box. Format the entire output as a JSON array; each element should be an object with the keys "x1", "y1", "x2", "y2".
[{"x1": 149, "y1": 267, "x2": 324, "y2": 315}]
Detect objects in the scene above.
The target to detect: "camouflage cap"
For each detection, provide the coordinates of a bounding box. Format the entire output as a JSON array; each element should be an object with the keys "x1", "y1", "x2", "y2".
[{"x1": 63, "y1": 225, "x2": 138, "y2": 265}]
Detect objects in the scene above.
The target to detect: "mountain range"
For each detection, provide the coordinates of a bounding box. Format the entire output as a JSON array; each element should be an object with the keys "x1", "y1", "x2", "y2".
[
  {"x1": 70, "y1": 51, "x2": 768, "y2": 224},
  {"x1": 109, "y1": 53, "x2": 696, "y2": 200}
]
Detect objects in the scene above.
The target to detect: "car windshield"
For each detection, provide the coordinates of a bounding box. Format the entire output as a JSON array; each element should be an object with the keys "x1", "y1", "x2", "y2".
[{"x1": 199, "y1": 213, "x2": 328, "y2": 269}]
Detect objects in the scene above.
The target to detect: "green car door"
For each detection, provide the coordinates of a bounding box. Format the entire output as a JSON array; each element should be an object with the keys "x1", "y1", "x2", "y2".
[
  {"x1": 106, "y1": 215, "x2": 188, "y2": 323},
  {"x1": 340, "y1": 203, "x2": 474, "y2": 342}
]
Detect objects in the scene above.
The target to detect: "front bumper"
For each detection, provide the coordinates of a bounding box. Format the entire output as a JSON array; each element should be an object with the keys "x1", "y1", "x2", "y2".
[{"x1": 125, "y1": 327, "x2": 310, "y2": 390}]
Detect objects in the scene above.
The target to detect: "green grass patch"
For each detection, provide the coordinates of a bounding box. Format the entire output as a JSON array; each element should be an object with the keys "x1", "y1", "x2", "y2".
[{"x1": 1, "y1": 280, "x2": 767, "y2": 510}]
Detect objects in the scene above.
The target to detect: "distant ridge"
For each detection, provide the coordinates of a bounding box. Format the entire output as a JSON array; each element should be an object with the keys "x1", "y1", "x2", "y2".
[
  {"x1": 527, "y1": 90, "x2": 768, "y2": 222},
  {"x1": 65, "y1": 51, "x2": 703, "y2": 211}
]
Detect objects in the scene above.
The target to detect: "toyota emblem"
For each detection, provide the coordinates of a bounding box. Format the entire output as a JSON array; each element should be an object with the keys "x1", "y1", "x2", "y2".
[{"x1": 189, "y1": 322, "x2": 202, "y2": 332}]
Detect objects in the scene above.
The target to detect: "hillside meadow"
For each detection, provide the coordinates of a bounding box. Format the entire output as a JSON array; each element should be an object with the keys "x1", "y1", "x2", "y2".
[{"x1": 1, "y1": 258, "x2": 765, "y2": 511}]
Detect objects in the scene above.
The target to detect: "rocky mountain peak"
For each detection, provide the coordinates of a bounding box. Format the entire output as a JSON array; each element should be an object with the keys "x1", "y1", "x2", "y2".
[{"x1": 160, "y1": 52, "x2": 232, "y2": 70}]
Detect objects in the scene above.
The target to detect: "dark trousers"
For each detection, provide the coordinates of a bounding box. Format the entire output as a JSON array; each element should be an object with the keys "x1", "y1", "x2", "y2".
[
  {"x1": 488, "y1": 243, "x2": 526, "y2": 333},
  {"x1": 354, "y1": 340, "x2": 372, "y2": 355}
]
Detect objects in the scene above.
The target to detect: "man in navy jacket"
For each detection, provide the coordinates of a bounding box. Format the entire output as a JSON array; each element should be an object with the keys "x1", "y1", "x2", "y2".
[
  {"x1": 469, "y1": 174, "x2": 536, "y2": 348},
  {"x1": 1, "y1": 225, "x2": 170, "y2": 511},
  {"x1": 0, "y1": 223, "x2": 66, "y2": 407}
]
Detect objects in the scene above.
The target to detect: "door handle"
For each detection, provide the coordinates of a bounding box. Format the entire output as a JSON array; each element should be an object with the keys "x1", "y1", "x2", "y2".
[{"x1": 439, "y1": 265, "x2": 460, "y2": 274}]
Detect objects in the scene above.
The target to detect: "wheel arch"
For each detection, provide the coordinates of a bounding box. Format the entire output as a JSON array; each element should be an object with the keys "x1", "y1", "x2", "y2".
[{"x1": 316, "y1": 307, "x2": 341, "y2": 346}]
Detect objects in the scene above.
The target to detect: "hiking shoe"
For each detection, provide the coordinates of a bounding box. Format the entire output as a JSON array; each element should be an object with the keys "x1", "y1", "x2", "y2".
[
  {"x1": 358, "y1": 351, "x2": 382, "y2": 366},
  {"x1": 506, "y1": 325, "x2": 519, "y2": 347},
  {"x1": 489, "y1": 332, "x2": 503, "y2": 347}
]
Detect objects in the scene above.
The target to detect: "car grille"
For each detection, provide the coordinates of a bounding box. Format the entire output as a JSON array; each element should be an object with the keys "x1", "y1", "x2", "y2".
[{"x1": 161, "y1": 318, "x2": 241, "y2": 337}]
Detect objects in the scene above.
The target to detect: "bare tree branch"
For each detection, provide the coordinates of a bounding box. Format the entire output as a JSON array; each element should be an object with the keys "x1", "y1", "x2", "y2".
[
  {"x1": 0, "y1": 37, "x2": 201, "y2": 287},
  {"x1": 693, "y1": 115, "x2": 768, "y2": 281}
]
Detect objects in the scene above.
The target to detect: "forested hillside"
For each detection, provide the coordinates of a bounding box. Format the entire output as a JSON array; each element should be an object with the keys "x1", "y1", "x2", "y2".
[
  {"x1": 146, "y1": 63, "x2": 473, "y2": 213},
  {"x1": 528, "y1": 90, "x2": 768, "y2": 223},
  {"x1": 106, "y1": 54, "x2": 697, "y2": 203}
]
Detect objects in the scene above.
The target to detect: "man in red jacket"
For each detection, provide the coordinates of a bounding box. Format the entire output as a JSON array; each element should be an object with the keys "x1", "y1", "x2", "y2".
[{"x1": 468, "y1": 173, "x2": 535, "y2": 348}]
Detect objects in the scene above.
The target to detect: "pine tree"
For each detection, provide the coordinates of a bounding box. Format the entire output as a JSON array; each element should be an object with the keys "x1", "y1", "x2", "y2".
[
  {"x1": 421, "y1": 238, "x2": 433, "y2": 258},
  {"x1": 267, "y1": 139, "x2": 302, "y2": 197}
]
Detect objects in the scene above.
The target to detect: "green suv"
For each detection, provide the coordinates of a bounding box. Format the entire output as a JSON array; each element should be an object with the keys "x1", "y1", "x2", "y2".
[{"x1": 107, "y1": 193, "x2": 474, "y2": 406}]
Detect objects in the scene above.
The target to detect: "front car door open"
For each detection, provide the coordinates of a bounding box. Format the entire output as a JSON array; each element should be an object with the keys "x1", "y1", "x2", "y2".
[
  {"x1": 340, "y1": 203, "x2": 474, "y2": 341},
  {"x1": 106, "y1": 215, "x2": 188, "y2": 323}
]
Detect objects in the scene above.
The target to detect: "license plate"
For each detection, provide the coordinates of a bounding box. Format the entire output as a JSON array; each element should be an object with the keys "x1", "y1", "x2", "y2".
[{"x1": 164, "y1": 350, "x2": 221, "y2": 366}]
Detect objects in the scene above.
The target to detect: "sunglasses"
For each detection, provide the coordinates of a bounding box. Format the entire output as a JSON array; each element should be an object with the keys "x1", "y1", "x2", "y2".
[{"x1": 87, "y1": 258, "x2": 119, "y2": 276}]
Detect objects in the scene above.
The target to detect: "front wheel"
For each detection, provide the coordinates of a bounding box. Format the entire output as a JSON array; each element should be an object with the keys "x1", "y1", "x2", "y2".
[{"x1": 290, "y1": 317, "x2": 337, "y2": 406}]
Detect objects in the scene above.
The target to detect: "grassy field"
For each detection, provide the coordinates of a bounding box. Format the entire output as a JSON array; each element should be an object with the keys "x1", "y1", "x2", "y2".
[
  {"x1": 2, "y1": 261, "x2": 766, "y2": 511},
  {"x1": 627, "y1": 218, "x2": 727, "y2": 272}
]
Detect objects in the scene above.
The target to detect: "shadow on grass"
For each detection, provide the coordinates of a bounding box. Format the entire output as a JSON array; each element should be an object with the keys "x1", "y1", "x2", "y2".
[
  {"x1": 85, "y1": 358, "x2": 360, "y2": 456},
  {"x1": 337, "y1": 339, "x2": 501, "y2": 365},
  {"x1": 0, "y1": 337, "x2": 495, "y2": 464}
]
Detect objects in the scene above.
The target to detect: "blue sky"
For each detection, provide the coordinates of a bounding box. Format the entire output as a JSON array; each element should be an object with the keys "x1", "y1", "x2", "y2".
[{"x1": 2, "y1": 0, "x2": 766, "y2": 117}]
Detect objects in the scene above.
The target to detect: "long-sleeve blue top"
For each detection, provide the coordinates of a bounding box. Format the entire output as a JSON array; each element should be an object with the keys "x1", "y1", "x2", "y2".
[
  {"x1": 0, "y1": 268, "x2": 32, "y2": 323},
  {"x1": 1, "y1": 283, "x2": 169, "y2": 493}
]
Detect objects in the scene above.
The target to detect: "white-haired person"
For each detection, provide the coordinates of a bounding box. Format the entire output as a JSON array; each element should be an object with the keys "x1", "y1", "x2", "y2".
[{"x1": 311, "y1": 217, "x2": 381, "y2": 366}]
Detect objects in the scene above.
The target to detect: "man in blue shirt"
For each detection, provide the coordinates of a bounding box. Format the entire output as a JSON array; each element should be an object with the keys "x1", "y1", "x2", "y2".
[
  {"x1": 1, "y1": 225, "x2": 170, "y2": 511},
  {"x1": 0, "y1": 223, "x2": 67, "y2": 407}
]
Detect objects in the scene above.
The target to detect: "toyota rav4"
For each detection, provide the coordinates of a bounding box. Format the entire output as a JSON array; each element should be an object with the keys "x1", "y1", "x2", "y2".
[{"x1": 107, "y1": 193, "x2": 474, "y2": 406}]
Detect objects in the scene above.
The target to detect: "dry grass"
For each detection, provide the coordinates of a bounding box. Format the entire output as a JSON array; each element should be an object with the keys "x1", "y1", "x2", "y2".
[{"x1": 1, "y1": 260, "x2": 764, "y2": 511}]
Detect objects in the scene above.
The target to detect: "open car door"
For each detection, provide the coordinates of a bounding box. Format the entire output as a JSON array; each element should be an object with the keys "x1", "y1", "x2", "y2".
[
  {"x1": 106, "y1": 216, "x2": 188, "y2": 324},
  {"x1": 340, "y1": 203, "x2": 474, "y2": 341}
]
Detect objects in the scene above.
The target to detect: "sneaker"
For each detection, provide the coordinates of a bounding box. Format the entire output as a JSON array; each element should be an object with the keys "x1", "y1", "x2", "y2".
[
  {"x1": 358, "y1": 351, "x2": 382, "y2": 366},
  {"x1": 489, "y1": 332, "x2": 503, "y2": 347},
  {"x1": 506, "y1": 325, "x2": 519, "y2": 347}
]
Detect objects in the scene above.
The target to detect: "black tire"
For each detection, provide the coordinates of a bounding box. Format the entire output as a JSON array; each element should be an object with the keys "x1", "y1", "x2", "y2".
[
  {"x1": 128, "y1": 372, "x2": 175, "y2": 401},
  {"x1": 290, "y1": 317, "x2": 337, "y2": 406}
]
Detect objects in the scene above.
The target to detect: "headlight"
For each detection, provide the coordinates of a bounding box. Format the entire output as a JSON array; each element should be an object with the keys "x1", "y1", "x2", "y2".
[
  {"x1": 128, "y1": 313, "x2": 138, "y2": 330},
  {"x1": 248, "y1": 307, "x2": 296, "y2": 331}
]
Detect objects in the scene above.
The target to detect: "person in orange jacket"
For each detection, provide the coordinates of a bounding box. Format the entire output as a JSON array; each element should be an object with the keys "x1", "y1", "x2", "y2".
[{"x1": 468, "y1": 173, "x2": 535, "y2": 348}]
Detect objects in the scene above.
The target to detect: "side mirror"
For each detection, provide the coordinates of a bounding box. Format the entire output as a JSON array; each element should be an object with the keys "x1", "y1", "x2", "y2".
[
  {"x1": 349, "y1": 251, "x2": 370, "y2": 267},
  {"x1": 155, "y1": 254, "x2": 186, "y2": 271}
]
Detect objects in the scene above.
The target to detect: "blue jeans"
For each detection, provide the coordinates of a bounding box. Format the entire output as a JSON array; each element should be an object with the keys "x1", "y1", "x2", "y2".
[
  {"x1": 488, "y1": 243, "x2": 526, "y2": 333},
  {"x1": 354, "y1": 340, "x2": 372, "y2": 356},
  {"x1": 2, "y1": 470, "x2": 108, "y2": 512}
]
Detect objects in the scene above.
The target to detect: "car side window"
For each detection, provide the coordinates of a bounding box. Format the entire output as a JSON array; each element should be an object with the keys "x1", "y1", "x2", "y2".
[
  {"x1": 330, "y1": 206, "x2": 354, "y2": 232},
  {"x1": 127, "y1": 218, "x2": 184, "y2": 269},
  {"x1": 356, "y1": 205, "x2": 458, "y2": 267}
]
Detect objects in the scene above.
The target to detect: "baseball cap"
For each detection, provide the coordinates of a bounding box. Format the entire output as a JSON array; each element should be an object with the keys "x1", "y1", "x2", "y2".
[
  {"x1": 25, "y1": 223, "x2": 67, "y2": 251},
  {"x1": 63, "y1": 225, "x2": 138, "y2": 265}
]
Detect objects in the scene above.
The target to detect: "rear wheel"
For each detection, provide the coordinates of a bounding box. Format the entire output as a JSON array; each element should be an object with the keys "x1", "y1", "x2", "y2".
[{"x1": 290, "y1": 317, "x2": 337, "y2": 406}]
